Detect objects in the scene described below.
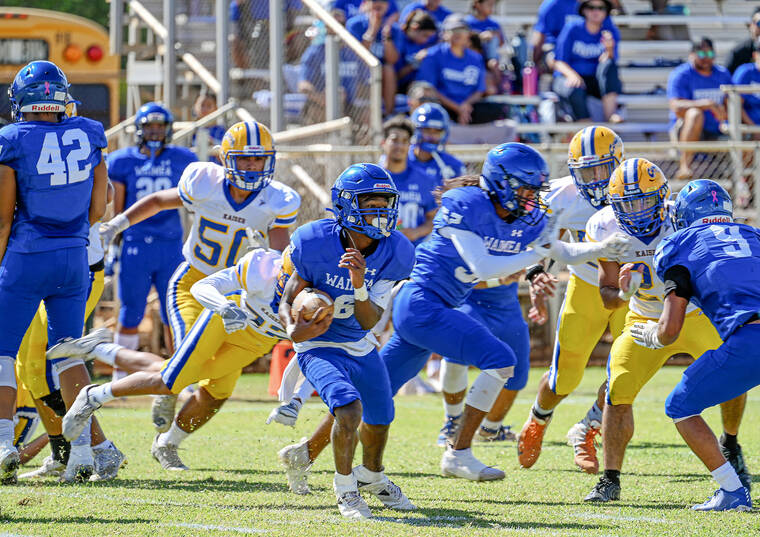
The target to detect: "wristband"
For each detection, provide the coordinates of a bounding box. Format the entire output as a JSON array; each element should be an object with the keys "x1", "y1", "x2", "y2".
[
  {"x1": 286, "y1": 324, "x2": 296, "y2": 338},
  {"x1": 354, "y1": 283, "x2": 369, "y2": 301},
  {"x1": 485, "y1": 278, "x2": 501, "y2": 288},
  {"x1": 110, "y1": 213, "x2": 131, "y2": 233},
  {"x1": 525, "y1": 264, "x2": 546, "y2": 283}
]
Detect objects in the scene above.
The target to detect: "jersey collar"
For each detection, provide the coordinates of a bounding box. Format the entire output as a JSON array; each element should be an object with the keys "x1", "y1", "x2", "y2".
[{"x1": 223, "y1": 181, "x2": 260, "y2": 212}]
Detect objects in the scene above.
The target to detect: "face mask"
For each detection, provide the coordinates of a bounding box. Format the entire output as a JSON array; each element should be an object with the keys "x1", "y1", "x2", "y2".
[{"x1": 370, "y1": 216, "x2": 391, "y2": 236}]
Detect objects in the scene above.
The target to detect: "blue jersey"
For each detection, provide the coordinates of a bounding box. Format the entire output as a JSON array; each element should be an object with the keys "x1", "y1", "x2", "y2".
[
  {"x1": 654, "y1": 222, "x2": 760, "y2": 340},
  {"x1": 400, "y1": 1, "x2": 451, "y2": 25},
  {"x1": 408, "y1": 148, "x2": 466, "y2": 187},
  {"x1": 332, "y1": 0, "x2": 398, "y2": 21},
  {"x1": 299, "y1": 43, "x2": 369, "y2": 105},
  {"x1": 411, "y1": 186, "x2": 545, "y2": 308},
  {"x1": 0, "y1": 116, "x2": 107, "y2": 253},
  {"x1": 289, "y1": 219, "x2": 415, "y2": 344},
  {"x1": 732, "y1": 63, "x2": 760, "y2": 126},
  {"x1": 107, "y1": 146, "x2": 197, "y2": 241},
  {"x1": 465, "y1": 15, "x2": 505, "y2": 39},
  {"x1": 667, "y1": 62, "x2": 732, "y2": 133},
  {"x1": 468, "y1": 281, "x2": 520, "y2": 309},
  {"x1": 417, "y1": 42, "x2": 486, "y2": 105},
  {"x1": 385, "y1": 165, "x2": 438, "y2": 246},
  {"x1": 555, "y1": 17, "x2": 620, "y2": 77}
]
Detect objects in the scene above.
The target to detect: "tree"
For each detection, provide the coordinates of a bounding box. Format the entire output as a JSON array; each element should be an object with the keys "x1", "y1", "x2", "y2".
[{"x1": 3, "y1": 1, "x2": 109, "y2": 29}]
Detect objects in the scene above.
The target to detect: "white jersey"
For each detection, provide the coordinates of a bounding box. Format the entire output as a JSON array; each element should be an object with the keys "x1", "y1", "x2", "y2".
[
  {"x1": 543, "y1": 176, "x2": 599, "y2": 285},
  {"x1": 87, "y1": 222, "x2": 105, "y2": 266},
  {"x1": 178, "y1": 162, "x2": 301, "y2": 275},
  {"x1": 585, "y1": 203, "x2": 698, "y2": 318}
]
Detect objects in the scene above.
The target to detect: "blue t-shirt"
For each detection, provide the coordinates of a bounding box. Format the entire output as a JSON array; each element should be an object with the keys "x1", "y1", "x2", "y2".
[
  {"x1": 534, "y1": 0, "x2": 615, "y2": 44},
  {"x1": 465, "y1": 15, "x2": 504, "y2": 41},
  {"x1": 408, "y1": 148, "x2": 466, "y2": 188},
  {"x1": 229, "y1": 0, "x2": 301, "y2": 21},
  {"x1": 0, "y1": 116, "x2": 107, "y2": 253},
  {"x1": 400, "y1": 1, "x2": 452, "y2": 25},
  {"x1": 411, "y1": 186, "x2": 546, "y2": 308},
  {"x1": 385, "y1": 165, "x2": 438, "y2": 246},
  {"x1": 331, "y1": 0, "x2": 398, "y2": 21},
  {"x1": 299, "y1": 43, "x2": 369, "y2": 104},
  {"x1": 395, "y1": 33, "x2": 438, "y2": 86},
  {"x1": 417, "y1": 42, "x2": 486, "y2": 104},
  {"x1": 555, "y1": 17, "x2": 620, "y2": 77},
  {"x1": 654, "y1": 222, "x2": 760, "y2": 340},
  {"x1": 667, "y1": 62, "x2": 733, "y2": 134},
  {"x1": 107, "y1": 145, "x2": 197, "y2": 242},
  {"x1": 346, "y1": 14, "x2": 403, "y2": 63},
  {"x1": 289, "y1": 218, "x2": 415, "y2": 344},
  {"x1": 732, "y1": 63, "x2": 760, "y2": 126}
]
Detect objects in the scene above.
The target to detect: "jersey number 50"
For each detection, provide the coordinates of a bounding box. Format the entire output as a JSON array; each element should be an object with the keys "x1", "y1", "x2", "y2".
[
  {"x1": 194, "y1": 217, "x2": 248, "y2": 268},
  {"x1": 36, "y1": 129, "x2": 92, "y2": 186}
]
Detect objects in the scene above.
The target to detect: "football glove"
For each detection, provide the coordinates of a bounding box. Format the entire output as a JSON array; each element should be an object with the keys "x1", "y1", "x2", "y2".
[
  {"x1": 218, "y1": 303, "x2": 250, "y2": 334},
  {"x1": 100, "y1": 214, "x2": 130, "y2": 247},
  {"x1": 630, "y1": 320, "x2": 664, "y2": 349}
]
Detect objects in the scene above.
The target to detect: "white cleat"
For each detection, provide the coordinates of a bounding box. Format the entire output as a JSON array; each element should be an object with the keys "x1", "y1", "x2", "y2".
[
  {"x1": 0, "y1": 445, "x2": 20, "y2": 485},
  {"x1": 151, "y1": 394, "x2": 178, "y2": 433},
  {"x1": 441, "y1": 447, "x2": 505, "y2": 481},
  {"x1": 336, "y1": 490, "x2": 372, "y2": 519},
  {"x1": 18, "y1": 455, "x2": 65, "y2": 479},
  {"x1": 278, "y1": 439, "x2": 312, "y2": 495},
  {"x1": 46, "y1": 327, "x2": 112, "y2": 361},
  {"x1": 60, "y1": 445, "x2": 94, "y2": 483},
  {"x1": 62, "y1": 384, "x2": 101, "y2": 441},
  {"x1": 91, "y1": 443, "x2": 127, "y2": 481},
  {"x1": 355, "y1": 468, "x2": 416, "y2": 511},
  {"x1": 151, "y1": 435, "x2": 188, "y2": 471},
  {"x1": 266, "y1": 400, "x2": 301, "y2": 427}
]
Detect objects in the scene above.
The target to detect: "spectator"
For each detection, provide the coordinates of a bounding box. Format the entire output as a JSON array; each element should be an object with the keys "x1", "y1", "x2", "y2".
[
  {"x1": 346, "y1": 0, "x2": 402, "y2": 114},
  {"x1": 396, "y1": 10, "x2": 439, "y2": 93},
  {"x1": 668, "y1": 38, "x2": 732, "y2": 180},
  {"x1": 400, "y1": 0, "x2": 452, "y2": 26},
  {"x1": 331, "y1": 0, "x2": 399, "y2": 25},
  {"x1": 192, "y1": 93, "x2": 226, "y2": 145},
  {"x1": 731, "y1": 44, "x2": 760, "y2": 132},
  {"x1": 230, "y1": 0, "x2": 303, "y2": 69},
  {"x1": 417, "y1": 14, "x2": 493, "y2": 124},
  {"x1": 379, "y1": 116, "x2": 438, "y2": 245},
  {"x1": 553, "y1": 0, "x2": 623, "y2": 123},
  {"x1": 408, "y1": 103, "x2": 466, "y2": 186},
  {"x1": 406, "y1": 81, "x2": 439, "y2": 111},
  {"x1": 466, "y1": 0, "x2": 506, "y2": 94},
  {"x1": 726, "y1": 7, "x2": 760, "y2": 74}
]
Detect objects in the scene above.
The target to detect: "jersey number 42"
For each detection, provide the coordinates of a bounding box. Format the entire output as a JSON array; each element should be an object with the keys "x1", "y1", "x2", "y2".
[{"x1": 36, "y1": 129, "x2": 92, "y2": 186}]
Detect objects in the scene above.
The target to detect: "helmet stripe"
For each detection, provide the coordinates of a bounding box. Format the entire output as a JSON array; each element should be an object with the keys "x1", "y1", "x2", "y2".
[
  {"x1": 245, "y1": 123, "x2": 251, "y2": 146},
  {"x1": 582, "y1": 128, "x2": 593, "y2": 157},
  {"x1": 589, "y1": 126, "x2": 597, "y2": 156},
  {"x1": 254, "y1": 123, "x2": 261, "y2": 145}
]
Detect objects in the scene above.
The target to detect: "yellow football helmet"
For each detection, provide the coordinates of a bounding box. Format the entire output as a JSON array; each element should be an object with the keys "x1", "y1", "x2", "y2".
[
  {"x1": 219, "y1": 121, "x2": 276, "y2": 192},
  {"x1": 567, "y1": 126, "x2": 623, "y2": 208},
  {"x1": 608, "y1": 158, "x2": 671, "y2": 236}
]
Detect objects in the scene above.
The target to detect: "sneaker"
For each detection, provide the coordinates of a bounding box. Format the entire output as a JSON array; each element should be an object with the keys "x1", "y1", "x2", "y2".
[
  {"x1": 567, "y1": 420, "x2": 601, "y2": 474},
  {"x1": 19, "y1": 455, "x2": 64, "y2": 479},
  {"x1": 477, "y1": 424, "x2": 517, "y2": 442},
  {"x1": 91, "y1": 443, "x2": 127, "y2": 481},
  {"x1": 436, "y1": 414, "x2": 461, "y2": 447},
  {"x1": 62, "y1": 384, "x2": 101, "y2": 441},
  {"x1": 151, "y1": 435, "x2": 188, "y2": 471},
  {"x1": 584, "y1": 477, "x2": 621, "y2": 502},
  {"x1": 0, "y1": 445, "x2": 20, "y2": 485},
  {"x1": 721, "y1": 441, "x2": 752, "y2": 492},
  {"x1": 278, "y1": 439, "x2": 312, "y2": 495},
  {"x1": 336, "y1": 490, "x2": 371, "y2": 519},
  {"x1": 60, "y1": 445, "x2": 94, "y2": 483},
  {"x1": 692, "y1": 487, "x2": 752, "y2": 512},
  {"x1": 517, "y1": 414, "x2": 551, "y2": 468},
  {"x1": 266, "y1": 400, "x2": 301, "y2": 427},
  {"x1": 151, "y1": 394, "x2": 178, "y2": 433},
  {"x1": 441, "y1": 447, "x2": 505, "y2": 481},
  {"x1": 46, "y1": 327, "x2": 112, "y2": 361},
  {"x1": 355, "y1": 468, "x2": 416, "y2": 510}
]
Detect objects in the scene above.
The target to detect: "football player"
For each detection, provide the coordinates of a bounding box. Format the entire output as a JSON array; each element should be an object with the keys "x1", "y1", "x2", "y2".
[
  {"x1": 106, "y1": 102, "x2": 196, "y2": 375},
  {"x1": 278, "y1": 164, "x2": 417, "y2": 519},
  {"x1": 408, "y1": 103, "x2": 466, "y2": 187},
  {"x1": 97, "y1": 121, "x2": 300, "y2": 467},
  {"x1": 583, "y1": 159, "x2": 748, "y2": 502},
  {"x1": 631, "y1": 180, "x2": 757, "y2": 511},
  {"x1": 0, "y1": 60, "x2": 108, "y2": 484}
]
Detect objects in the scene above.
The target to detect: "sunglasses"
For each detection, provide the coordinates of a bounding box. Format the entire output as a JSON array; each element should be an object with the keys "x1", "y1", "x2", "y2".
[
  {"x1": 585, "y1": 4, "x2": 608, "y2": 11},
  {"x1": 696, "y1": 50, "x2": 716, "y2": 59}
]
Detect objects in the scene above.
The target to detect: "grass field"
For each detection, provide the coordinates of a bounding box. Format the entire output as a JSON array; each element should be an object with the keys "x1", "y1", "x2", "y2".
[{"x1": 1, "y1": 367, "x2": 758, "y2": 536}]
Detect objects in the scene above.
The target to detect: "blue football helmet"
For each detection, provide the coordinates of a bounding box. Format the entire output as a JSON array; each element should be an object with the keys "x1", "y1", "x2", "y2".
[
  {"x1": 135, "y1": 102, "x2": 173, "y2": 150},
  {"x1": 329, "y1": 163, "x2": 399, "y2": 239},
  {"x1": 9, "y1": 60, "x2": 70, "y2": 122},
  {"x1": 411, "y1": 103, "x2": 450, "y2": 153},
  {"x1": 673, "y1": 179, "x2": 733, "y2": 230},
  {"x1": 480, "y1": 142, "x2": 550, "y2": 225}
]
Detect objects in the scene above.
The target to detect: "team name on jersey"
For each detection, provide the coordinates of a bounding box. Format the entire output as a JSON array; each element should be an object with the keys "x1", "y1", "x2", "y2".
[
  {"x1": 635, "y1": 248, "x2": 656, "y2": 257},
  {"x1": 134, "y1": 160, "x2": 173, "y2": 176},
  {"x1": 483, "y1": 236, "x2": 523, "y2": 254},
  {"x1": 325, "y1": 272, "x2": 376, "y2": 291},
  {"x1": 223, "y1": 213, "x2": 246, "y2": 224}
]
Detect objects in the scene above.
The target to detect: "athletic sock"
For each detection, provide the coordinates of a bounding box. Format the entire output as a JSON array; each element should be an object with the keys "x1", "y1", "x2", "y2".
[
  {"x1": 92, "y1": 343, "x2": 123, "y2": 366},
  {"x1": 0, "y1": 419, "x2": 14, "y2": 447},
  {"x1": 583, "y1": 402, "x2": 603, "y2": 425},
  {"x1": 113, "y1": 333, "x2": 139, "y2": 380},
  {"x1": 49, "y1": 434, "x2": 70, "y2": 465},
  {"x1": 354, "y1": 464, "x2": 383, "y2": 484},
  {"x1": 711, "y1": 461, "x2": 742, "y2": 492},
  {"x1": 91, "y1": 440, "x2": 112, "y2": 451},
  {"x1": 720, "y1": 433, "x2": 738, "y2": 451},
  {"x1": 481, "y1": 418, "x2": 501, "y2": 431},
  {"x1": 89, "y1": 383, "x2": 115, "y2": 406},
  {"x1": 444, "y1": 400, "x2": 464, "y2": 418},
  {"x1": 604, "y1": 469, "x2": 621, "y2": 486},
  {"x1": 71, "y1": 418, "x2": 91, "y2": 448},
  {"x1": 158, "y1": 421, "x2": 189, "y2": 447},
  {"x1": 334, "y1": 471, "x2": 358, "y2": 495},
  {"x1": 531, "y1": 400, "x2": 554, "y2": 422}
]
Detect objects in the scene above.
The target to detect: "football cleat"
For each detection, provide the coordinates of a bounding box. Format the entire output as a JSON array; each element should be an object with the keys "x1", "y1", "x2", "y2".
[
  {"x1": 584, "y1": 477, "x2": 621, "y2": 502},
  {"x1": 355, "y1": 467, "x2": 416, "y2": 511},
  {"x1": 517, "y1": 414, "x2": 552, "y2": 468},
  {"x1": 46, "y1": 327, "x2": 112, "y2": 361},
  {"x1": 91, "y1": 443, "x2": 127, "y2": 481},
  {"x1": 61, "y1": 384, "x2": 101, "y2": 441},
  {"x1": 567, "y1": 419, "x2": 601, "y2": 474},
  {"x1": 336, "y1": 490, "x2": 372, "y2": 519},
  {"x1": 266, "y1": 400, "x2": 301, "y2": 427},
  {"x1": 278, "y1": 439, "x2": 312, "y2": 495},
  {"x1": 0, "y1": 445, "x2": 20, "y2": 485},
  {"x1": 151, "y1": 435, "x2": 188, "y2": 471},
  {"x1": 692, "y1": 487, "x2": 752, "y2": 512},
  {"x1": 437, "y1": 414, "x2": 462, "y2": 447},
  {"x1": 721, "y1": 441, "x2": 752, "y2": 492},
  {"x1": 477, "y1": 424, "x2": 517, "y2": 443},
  {"x1": 18, "y1": 455, "x2": 64, "y2": 479},
  {"x1": 60, "y1": 445, "x2": 94, "y2": 483},
  {"x1": 151, "y1": 394, "x2": 178, "y2": 433},
  {"x1": 441, "y1": 447, "x2": 505, "y2": 481}
]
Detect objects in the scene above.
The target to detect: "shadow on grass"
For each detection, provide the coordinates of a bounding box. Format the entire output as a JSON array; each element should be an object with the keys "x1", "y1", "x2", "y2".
[{"x1": 4, "y1": 514, "x2": 154, "y2": 525}]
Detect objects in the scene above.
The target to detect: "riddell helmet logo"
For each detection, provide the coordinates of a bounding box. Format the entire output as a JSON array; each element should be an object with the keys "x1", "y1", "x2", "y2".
[
  {"x1": 700, "y1": 216, "x2": 732, "y2": 223},
  {"x1": 30, "y1": 104, "x2": 61, "y2": 112}
]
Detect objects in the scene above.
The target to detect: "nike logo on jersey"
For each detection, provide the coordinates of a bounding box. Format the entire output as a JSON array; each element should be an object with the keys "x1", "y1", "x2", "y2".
[
  {"x1": 483, "y1": 236, "x2": 523, "y2": 254},
  {"x1": 223, "y1": 213, "x2": 246, "y2": 224},
  {"x1": 325, "y1": 272, "x2": 375, "y2": 290}
]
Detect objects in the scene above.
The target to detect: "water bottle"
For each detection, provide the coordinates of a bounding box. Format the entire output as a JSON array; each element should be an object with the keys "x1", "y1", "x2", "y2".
[{"x1": 522, "y1": 61, "x2": 538, "y2": 96}]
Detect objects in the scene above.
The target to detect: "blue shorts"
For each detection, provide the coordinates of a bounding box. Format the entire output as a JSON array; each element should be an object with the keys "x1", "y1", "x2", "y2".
[
  {"x1": 453, "y1": 297, "x2": 530, "y2": 391},
  {"x1": 0, "y1": 247, "x2": 88, "y2": 357},
  {"x1": 118, "y1": 237, "x2": 183, "y2": 328},
  {"x1": 381, "y1": 282, "x2": 517, "y2": 395},
  {"x1": 665, "y1": 324, "x2": 760, "y2": 420},
  {"x1": 298, "y1": 346, "x2": 394, "y2": 426}
]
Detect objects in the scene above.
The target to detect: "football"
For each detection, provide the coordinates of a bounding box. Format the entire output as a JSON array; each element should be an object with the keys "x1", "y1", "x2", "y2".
[{"x1": 291, "y1": 288, "x2": 334, "y2": 322}]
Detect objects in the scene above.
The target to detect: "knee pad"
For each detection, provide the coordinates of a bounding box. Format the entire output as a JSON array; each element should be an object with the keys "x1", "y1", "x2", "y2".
[
  {"x1": 466, "y1": 371, "x2": 507, "y2": 412},
  {"x1": 0, "y1": 356, "x2": 17, "y2": 389},
  {"x1": 485, "y1": 366, "x2": 514, "y2": 382},
  {"x1": 54, "y1": 357, "x2": 85, "y2": 376},
  {"x1": 441, "y1": 361, "x2": 468, "y2": 394},
  {"x1": 40, "y1": 390, "x2": 67, "y2": 417}
]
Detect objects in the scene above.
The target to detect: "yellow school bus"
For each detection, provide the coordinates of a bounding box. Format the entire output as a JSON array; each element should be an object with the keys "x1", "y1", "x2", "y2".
[{"x1": 0, "y1": 7, "x2": 120, "y2": 128}]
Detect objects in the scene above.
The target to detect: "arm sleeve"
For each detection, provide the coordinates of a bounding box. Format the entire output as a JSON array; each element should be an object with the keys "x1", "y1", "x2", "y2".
[
  {"x1": 177, "y1": 163, "x2": 210, "y2": 208},
  {"x1": 271, "y1": 189, "x2": 302, "y2": 228},
  {"x1": 0, "y1": 131, "x2": 19, "y2": 165},
  {"x1": 288, "y1": 232, "x2": 313, "y2": 283},
  {"x1": 442, "y1": 226, "x2": 543, "y2": 281},
  {"x1": 190, "y1": 267, "x2": 241, "y2": 312},
  {"x1": 662, "y1": 265, "x2": 693, "y2": 300},
  {"x1": 554, "y1": 25, "x2": 573, "y2": 63},
  {"x1": 533, "y1": 0, "x2": 551, "y2": 33},
  {"x1": 667, "y1": 68, "x2": 691, "y2": 100},
  {"x1": 416, "y1": 51, "x2": 438, "y2": 86}
]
